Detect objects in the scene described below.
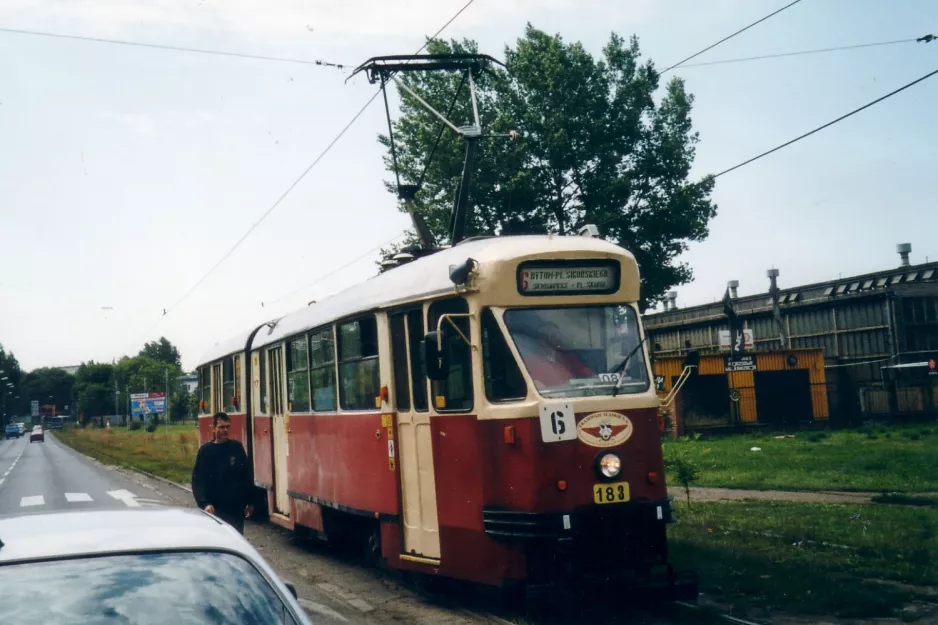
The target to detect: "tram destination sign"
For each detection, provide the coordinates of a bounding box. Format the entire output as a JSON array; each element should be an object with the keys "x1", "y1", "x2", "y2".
[{"x1": 517, "y1": 260, "x2": 620, "y2": 296}]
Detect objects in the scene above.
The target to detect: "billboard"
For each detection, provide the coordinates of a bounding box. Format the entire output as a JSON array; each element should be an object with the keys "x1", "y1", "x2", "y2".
[
  {"x1": 131, "y1": 392, "x2": 166, "y2": 417},
  {"x1": 30, "y1": 400, "x2": 39, "y2": 418}
]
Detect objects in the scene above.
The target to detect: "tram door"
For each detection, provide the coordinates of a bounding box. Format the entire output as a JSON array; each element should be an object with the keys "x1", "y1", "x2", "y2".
[
  {"x1": 392, "y1": 310, "x2": 441, "y2": 560},
  {"x1": 268, "y1": 345, "x2": 290, "y2": 516}
]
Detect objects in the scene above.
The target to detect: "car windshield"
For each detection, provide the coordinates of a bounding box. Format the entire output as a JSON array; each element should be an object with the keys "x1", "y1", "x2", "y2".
[
  {"x1": 0, "y1": 551, "x2": 296, "y2": 625},
  {"x1": 503, "y1": 305, "x2": 649, "y2": 398}
]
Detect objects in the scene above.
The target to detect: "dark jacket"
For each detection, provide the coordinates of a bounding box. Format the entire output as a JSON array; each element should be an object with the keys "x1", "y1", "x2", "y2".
[{"x1": 191, "y1": 439, "x2": 252, "y2": 513}]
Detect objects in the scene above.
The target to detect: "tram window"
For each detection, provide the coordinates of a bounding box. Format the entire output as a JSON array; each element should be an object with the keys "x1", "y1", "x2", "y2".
[
  {"x1": 234, "y1": 355, "x2": 242, "y2": 411},
  {"x1": 428, "y1": 299, "x2": 474, "y2": 412},
  {"x1": 482, "y1": 310, "x2": 527, "y2": 402},
  {"x1": 309, "y1": 328, "x2": 337, "y2": 411},
  {"x1": 212, "y1": 362, "x2": 223, "y2": 414},
  {"x1": 286, "y1": 337, "x2": 311, "y2": 413},
  {"x1": 338, "y1": 317, "x2": 380, "y2": 411},
  {"x1": 504, "y1": 305, "x2": 650, "y2": 398},
  {"x1": 223, "y1": 357, "x2": 236, "y2": 412},
  {"x1": 407, "y1": 310, "x2": 428, "y2": 412},
  {"x1": 390, "y1": 313, "x2": 411, "y2": 411},
  {"x1": 258, "y1": 350, "x2": 268, "y2": 414},
  {"x1": 199, "y1": 367, "x2": 210, "y2": 415}
]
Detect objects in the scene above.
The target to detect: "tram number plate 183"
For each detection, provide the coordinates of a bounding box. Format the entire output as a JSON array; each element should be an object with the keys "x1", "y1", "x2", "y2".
[{"x1": 593, "y1": 482, "x2": 630, "y2": 505}]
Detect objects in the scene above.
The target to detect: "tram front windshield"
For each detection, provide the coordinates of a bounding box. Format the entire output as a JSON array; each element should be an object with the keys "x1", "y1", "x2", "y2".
[{"x1": 503, "y1": 305, "x2": 649, "y2": 398}]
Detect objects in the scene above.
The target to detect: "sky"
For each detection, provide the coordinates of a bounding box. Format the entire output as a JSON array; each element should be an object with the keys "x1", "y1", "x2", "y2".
[{"x1": 1, "y1": 0, "x2": 936, "y2": 372}]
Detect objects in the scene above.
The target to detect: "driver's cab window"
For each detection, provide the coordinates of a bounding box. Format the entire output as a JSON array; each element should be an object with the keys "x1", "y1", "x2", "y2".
[{"x1": 428, "y1": 298, "x2": 473, "y2": 412}]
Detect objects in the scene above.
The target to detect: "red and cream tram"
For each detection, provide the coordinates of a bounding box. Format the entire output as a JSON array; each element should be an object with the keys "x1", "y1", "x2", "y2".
[{"x1": 196, "y1": 233, "x2": 696, "y2": 599}]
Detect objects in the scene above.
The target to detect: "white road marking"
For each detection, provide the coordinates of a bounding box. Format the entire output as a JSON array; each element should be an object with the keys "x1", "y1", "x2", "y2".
[
  {"x1": 2, "y1": 471, "x2": 8, "y2": 477},
  {"x1": 297, "y1": 598, "x2": 349, "y2": 623},
  {"x1": 20, "y1": 495, "x2": 45, "y2": 507},
  {"x1": 65, "y1": 492, "x2": 93, "y2": 503},
  {"x1": 0, "y1": 478, "x2": 4, "y2": 485},
  {"x1": 107, "y1": 489, "x2": 140, "y2": 508}
]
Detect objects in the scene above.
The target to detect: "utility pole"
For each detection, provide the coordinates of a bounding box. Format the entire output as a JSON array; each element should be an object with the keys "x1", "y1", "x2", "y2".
[
  {"x1": 165, "y1": 368, "x2": 170, "y2": 424},
  {"x1": 114, "y1": 379, "x2": 119, "y2": 424}
]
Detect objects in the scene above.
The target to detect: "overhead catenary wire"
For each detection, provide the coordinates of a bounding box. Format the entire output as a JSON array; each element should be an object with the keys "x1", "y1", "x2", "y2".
[
  {"x1": 122, "y1": 0, "x2": 477, "y2": 352},
  {"x1": 714, "y1": 65, "x2": 938, "y2": 178},
  {"x1": 260, "y1": 230, "x2": 409, "y2": 308},
  {"x1": 677, "y1": 36, "x2": 932, "y2": 69},
  {"x1": 0, "y1": 26, "x2": 347, "y2": 69},
  {"x1": 661, "y1": 0, "x2": 804, "y2": 73}
]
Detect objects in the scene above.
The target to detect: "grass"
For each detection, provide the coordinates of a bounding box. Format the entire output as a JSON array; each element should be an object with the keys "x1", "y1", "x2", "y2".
[
  {"x1": 662, "y1": 423, "x2": 938, "y2": 492},
  {"x1": 668, "y1": 500, "x2": 938, "y2": 619},
  {"x1": 56, "y1": 422, "x2": 199, "y2": 485}
]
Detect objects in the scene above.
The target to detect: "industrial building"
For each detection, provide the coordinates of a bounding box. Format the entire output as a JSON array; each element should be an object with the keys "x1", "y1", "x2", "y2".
[{"x1": 644, "y1": 244, "x2": 938, "y2": 427}]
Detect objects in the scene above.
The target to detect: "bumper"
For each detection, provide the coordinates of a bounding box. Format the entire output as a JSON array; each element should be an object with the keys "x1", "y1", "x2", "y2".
[
  {"x1": 30, "y1": 436, "x2": 43, "y2": 442},
  {"x1": 483, "y1": 498, "x2": 697, "y2": 601}
]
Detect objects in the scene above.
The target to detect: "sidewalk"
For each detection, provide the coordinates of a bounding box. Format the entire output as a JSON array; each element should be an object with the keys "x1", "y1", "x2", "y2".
[{"x1": 671, "y1": 486, "x2": 888, "y2": 505}]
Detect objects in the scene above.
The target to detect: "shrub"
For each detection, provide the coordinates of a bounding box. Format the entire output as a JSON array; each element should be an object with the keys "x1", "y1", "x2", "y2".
[
  {"x1": 128, "y1": 421, "x2": 143, "y2": 431},
  {"x1": 665, "y1": 452, "x2": 700, "y2": 506}
]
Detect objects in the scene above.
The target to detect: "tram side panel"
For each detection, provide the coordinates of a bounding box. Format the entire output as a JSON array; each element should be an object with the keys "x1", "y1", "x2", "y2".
[{"x1": 287, "y1": 411, "x2": 401, "y2": 519}]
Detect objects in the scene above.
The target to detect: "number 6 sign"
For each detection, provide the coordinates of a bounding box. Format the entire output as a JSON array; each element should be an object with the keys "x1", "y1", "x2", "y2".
[{"x1": 539, "y1": 401, "x2": 576, "y2": 443}]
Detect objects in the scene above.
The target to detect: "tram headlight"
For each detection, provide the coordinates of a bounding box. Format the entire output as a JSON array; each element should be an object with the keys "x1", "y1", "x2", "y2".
[{"x1": 597, "y1": 452, "x2": 621, "y2": 479}]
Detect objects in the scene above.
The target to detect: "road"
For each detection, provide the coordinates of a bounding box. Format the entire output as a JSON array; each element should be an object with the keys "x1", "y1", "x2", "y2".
[
  {"x1": 0, "y1": 433, "x2": 168, "y2": 513},
  {"x1": 0, "y1": 433, "x2": 726, "y2": 625}
]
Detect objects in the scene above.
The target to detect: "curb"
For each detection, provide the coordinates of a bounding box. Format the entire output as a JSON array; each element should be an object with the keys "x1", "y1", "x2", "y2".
[{"x1": 122, "y1": 465, "x2": 193, "y2": 494}]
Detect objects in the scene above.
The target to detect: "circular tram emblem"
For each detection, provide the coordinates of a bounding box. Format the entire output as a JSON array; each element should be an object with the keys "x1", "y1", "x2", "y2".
[{"x1": 576, "y1": 411, "x2": 633, "y2": 448}]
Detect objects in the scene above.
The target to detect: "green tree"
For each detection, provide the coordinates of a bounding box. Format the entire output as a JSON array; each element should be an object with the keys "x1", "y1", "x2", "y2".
[
  {"x1": 21, "y1": 367, "x2": 75, "y2": 416},
  {"x1": 72, "y1": 362, "x2": 116, "y2": 420},
  {"x1": 139, "y1": 337, "x2": 182, "y2": 368},
  {"x1": 379, "y1": 26, "x2": 716, "y2": 309},
  {"x1": 114, "y1": 356, "x2": 186, "y2": 422},
  {"x1": 0, "y1": 343, "x2": 25, "y2": 425}
]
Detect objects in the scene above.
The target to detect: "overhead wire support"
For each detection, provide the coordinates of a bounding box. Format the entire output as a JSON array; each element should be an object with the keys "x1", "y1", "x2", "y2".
[
  {"x1": 661, "y1": 0, "x2": 804, "y2": 73},
  {"x1": 714, "y1": 65, "x2": 938, "y2": 178}
]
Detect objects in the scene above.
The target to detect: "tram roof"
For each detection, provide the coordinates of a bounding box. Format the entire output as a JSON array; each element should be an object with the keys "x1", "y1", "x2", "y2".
[
  {"x1": 199, "y1": 235, "x2": 634, "y2": 364},
  {"x1": 196, "y1": 326, "x2": 265, "y2": 368}
]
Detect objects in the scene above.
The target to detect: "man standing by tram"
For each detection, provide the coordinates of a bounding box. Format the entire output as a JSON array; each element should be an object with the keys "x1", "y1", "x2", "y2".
[{"x1": 191, "y1": 412, "x2": 254, "y2": 534}]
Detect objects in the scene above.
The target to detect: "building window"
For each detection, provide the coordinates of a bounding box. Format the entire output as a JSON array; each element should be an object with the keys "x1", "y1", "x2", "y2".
[
  {"x1": 223, "y1": 357, "x2": 235, "y2": 412},
  {"x1": 338, "y1": 317, "x2": 380, "y2": 411},
  {"x1": 390, "y1": 313, "x2": 411, "y2": 412},
  {"x1": 428, "y1": 298, "x2": 473, "y2": 412},
  {"x1": 407, "y1": 310, "x2": 428, "y2": 412},
  {"x1": 482, "y1": 309, "x2": 526, "y2": 402},
  {"x1": 309, "y1": 328, "x2": 337, "y2": 411},
  {"x1": 286, "y1": 337, "x2": 310, "y2": 413}
]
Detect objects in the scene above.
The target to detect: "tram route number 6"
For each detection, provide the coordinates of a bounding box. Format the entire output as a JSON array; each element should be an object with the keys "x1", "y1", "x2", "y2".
[{"x1": 539, "y1": 402, "x2": 576, "y2": 443}]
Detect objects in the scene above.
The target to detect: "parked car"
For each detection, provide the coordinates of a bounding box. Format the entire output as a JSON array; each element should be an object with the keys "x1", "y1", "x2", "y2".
[
  {"x1": 0, "y1": 508, "x2": 311, "y2": 624},
  {"x1": 3, "y1": 423, "x2": 19, "y2": 439},
  {"x1": 29, "y1": 425, "x2": 43, "y2": 443}
]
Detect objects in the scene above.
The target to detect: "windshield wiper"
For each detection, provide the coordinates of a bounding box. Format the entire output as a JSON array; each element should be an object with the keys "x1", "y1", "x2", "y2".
[{"x1": 609, "y1": 334, "x2": 649, "y2": 397}]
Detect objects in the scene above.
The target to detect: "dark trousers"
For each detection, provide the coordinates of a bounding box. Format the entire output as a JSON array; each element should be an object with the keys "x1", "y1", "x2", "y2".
[{"x1": 214, "y1": 508, "x2": 245, "y2": 535}]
